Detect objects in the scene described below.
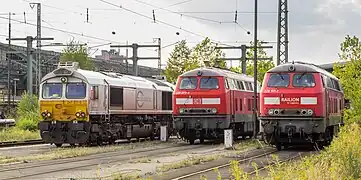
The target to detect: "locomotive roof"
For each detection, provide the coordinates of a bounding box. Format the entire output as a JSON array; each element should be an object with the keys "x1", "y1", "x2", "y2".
[
  {"x1": 267, "y1": 61, "x2": 339, "y2": 80},
  {"x1": 180, "y1": 67, "x2": 256, "y2": 82},
  {"x1": 41, "y1": 66, "x2": 174, "y2": 91}
]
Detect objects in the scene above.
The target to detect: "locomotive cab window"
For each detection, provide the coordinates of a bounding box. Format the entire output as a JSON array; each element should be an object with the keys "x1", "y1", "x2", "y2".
[
  {"x1": 42, "y1": 83, "x2": 63, "y2": 99},
  {"x1": 200, "y1": 77, "x2": 219, "y2": 89},
  {"x1": 66, "y1": 82, "x2": 87, "y2": 99},
  {"x1": 267, "y1": 73, "x2": 290, "y2": 87},
  {"x1": 292, "y1": 73, "x2": 315, "y2": 87},
  {"x1": 179, "y1": 77, "x2": 197, "y2": 90}
]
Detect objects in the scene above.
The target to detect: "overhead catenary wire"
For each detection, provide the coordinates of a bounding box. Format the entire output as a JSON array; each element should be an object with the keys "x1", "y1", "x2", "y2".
[
  {"x1": 99, "y1": 0, "x2": 235, "y2": 47},
  {"x1": 131, "y1": 0, "x2": 237, "y2": 25},
  {"x1": 0, "y1": 16, "x2": 124, "y2": 44}
]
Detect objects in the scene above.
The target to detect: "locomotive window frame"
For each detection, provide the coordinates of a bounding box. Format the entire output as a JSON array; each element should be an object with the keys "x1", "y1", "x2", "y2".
[
  {"x1": 237, "y1": 80, "x2": 245, "y2": 90},
  {"x1": 267, "y1": 73, "x2": 290, "y2": 87},
  {"x1": 249, "y1": 82, "x2": 254, "y2": 91},
  {"x1": 200, "y1": 77, "x2": 220, "y2": 89},
  {"x1": 244, "y1": 81, "x2": 250, "y2": 90},
  {"x1": 225, "y1": 78, "x2": 229, "y2": 89},
  {"x1": 42, "y1": 83, "x2": 63, "y2": 99},
  {"x1": 66, "y1": 82, "x2": 87, "y2": 99},
  {"x1": 92, "y1": 86, "x2": 99, "y2": 100},
  {"x1": 292, "y1": 73, "x2": 316, "y2": 88},
  {"x1": 179, "y1": 77, "x2": 198, "y2": 90},
  {"x1": 227, "y1": 78, "x2": 237, "y2": 90}
]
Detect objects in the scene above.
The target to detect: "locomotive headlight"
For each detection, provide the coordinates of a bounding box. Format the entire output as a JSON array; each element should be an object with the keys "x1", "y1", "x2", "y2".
[
  {"x1": 268, "y1": 109, "x2": 274, "y2": 115},
  {"x1": 46, "y1": 112, "x2": 51, "y2": 118},
  {"x1": 75, "y1": 112, "x2": 81, "y2": 118},
  {"x1": 211, "y1": 108, "x2": 217, "y2": 113},
  {"x1": 179, "y1": 108, "x2": 185, "y2": 113},
  {"x1": 307, "y1": 109, "x2": 313, "y2": 115},
  {"x1": 41, "y1": 112, "x2": 47, "y2": 117},
  {"x1": 80, "y1": 112, "x2": 86, "y2": 117}
]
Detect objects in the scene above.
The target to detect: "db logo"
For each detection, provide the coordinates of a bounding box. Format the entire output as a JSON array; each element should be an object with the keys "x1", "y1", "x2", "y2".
[{"x1": 193, "y1": 98, "x2": 202, "y2": 104}]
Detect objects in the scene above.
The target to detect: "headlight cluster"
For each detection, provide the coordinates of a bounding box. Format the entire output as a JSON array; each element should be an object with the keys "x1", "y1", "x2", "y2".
[
  {"x1": 179, "y1": 108, "x2": 217, "y2": 114},
  {"x1": 300, "y1": 109, "x2": 313, "y2": 116},
  {"x1": 267, "y1": 109, "x2": 314, "y2": 116},
  {"x1": 41, "y1": 110, "x2": 51, "y2": 118},
  {"x1": 75, "y1": 110, "x2": 86, "y2": 118}
]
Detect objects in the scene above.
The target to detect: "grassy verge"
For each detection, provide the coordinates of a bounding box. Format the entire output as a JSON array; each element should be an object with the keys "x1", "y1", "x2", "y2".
[
  {"x1": 156, "y1": 140, "x2": 261, "y2": 173},
  {"x1": 0, "y1": 140, "x2": 167, "y2": 165},
  {"x1": 0, "y1": 127, "x2": 40, "y2": 142},
  {"x1": 216, "y1": 123, "x2": 361, "y2": 180},
  {"x1": 264, "y1": 123, "x2": 361, "y2": 180}
]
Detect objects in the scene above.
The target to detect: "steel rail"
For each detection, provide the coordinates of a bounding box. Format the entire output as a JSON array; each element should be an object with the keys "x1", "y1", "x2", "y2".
[{"x1": 171, "y1": 149, "x2": 278, "y2": 180}]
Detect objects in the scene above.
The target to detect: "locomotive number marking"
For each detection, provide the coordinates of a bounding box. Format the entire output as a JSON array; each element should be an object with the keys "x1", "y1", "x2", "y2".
[
  {"x1": 281, "y1": 97, "x2": 300, "y2": 104},
  {"x1": 265, "y1": 89, "x2": 279, "y2": 93},
  {"x1": 193, "y1": 98, "x2": 202, "y2": 104}
]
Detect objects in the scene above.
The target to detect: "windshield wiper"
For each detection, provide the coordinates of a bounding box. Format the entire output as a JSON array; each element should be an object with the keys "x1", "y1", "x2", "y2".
[
  {"x1": 276, "y1": 73, "x2": 284, "y2": 80},
  {"x1": 297, "y1": 72, "x2": 307, "y2": 81}
]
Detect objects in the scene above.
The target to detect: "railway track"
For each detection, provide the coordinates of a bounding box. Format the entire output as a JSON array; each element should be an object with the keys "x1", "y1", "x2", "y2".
[
  {"x1": 151, "y1": 146, "x2": 318, "y2": 180},
  {"x1": 0, "y1": 141, "x2": 211, "y2": 180},
  {"x1": 0, "y1": 136, "x2": 181, "y2": 148},
  {"x1": 0, "y1": 139, "x2": 44, "y2": 148}
]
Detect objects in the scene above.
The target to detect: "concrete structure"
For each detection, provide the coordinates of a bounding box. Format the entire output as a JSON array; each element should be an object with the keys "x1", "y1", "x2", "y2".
[{"x1": 0, "y1": 42, "x2": 164, "y2": 98}]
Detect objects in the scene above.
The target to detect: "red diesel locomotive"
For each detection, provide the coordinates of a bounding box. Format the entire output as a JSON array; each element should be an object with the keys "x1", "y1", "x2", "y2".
[
  {"x1": 173, "y1": 67, "x2": 259, "y2": 144},
  {"x1": 259, "y1": 61, "x2": 344, "y2": 150}
]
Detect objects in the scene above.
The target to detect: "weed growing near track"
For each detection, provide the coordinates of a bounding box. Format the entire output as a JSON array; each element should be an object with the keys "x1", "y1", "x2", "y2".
[
  {"x1": 0, "y1": 127, "x2": 40, "y2": 142},
  {"x1": 0, "y1": 92, "x2": 41, "y2": 142},
  {"x1": 0, "y1": 141, "x2": 167, "y2": 165},
  {"x1": 197, "y1": 123, "x2": 361, "y2": 180},
  {"x1": 155, "y1": 140, "x2": 261, "y2": 174}
]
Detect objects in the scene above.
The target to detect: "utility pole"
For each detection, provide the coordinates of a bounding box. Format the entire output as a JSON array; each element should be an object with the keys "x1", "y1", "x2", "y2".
[
  {"x1": 7, "y1": 12, "x2": 11, "y2": 108},
  {"x1": 216, "y1": 45, "x2": 273, "y2": 74},
  {"x1": 217, "y1": 43, "x2": 273, "y2": 139},
  {"x1": 30, "y1": 2, "x2": 42, "y2": 94},
  {"x1": 253, "y1": 0, "x2": 258, "y2": 139},
  {"x1": 157, "y1": 38, "x2": 161, "y2": 75},
  {"x1": 110, "y1": 43, "x2": 161, "y2": 76},
  {"x1": 7, "y1": 36, "x2": 54, "y2": 95},
  {"x1": 125, "y1": 41, "x2": 129, "y2": 74},
  {"x1": 277, "y1": 0, "x2": 289, "y2": 65}
]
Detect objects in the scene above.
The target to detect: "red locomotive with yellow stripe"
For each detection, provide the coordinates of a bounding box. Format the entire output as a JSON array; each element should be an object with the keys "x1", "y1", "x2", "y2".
[
  {"x1": 173, "y1": 67, "x2": 259, "y2": 144},
  {"x1": 259, "y1": 61, "x2": 344, "y2": 150}
]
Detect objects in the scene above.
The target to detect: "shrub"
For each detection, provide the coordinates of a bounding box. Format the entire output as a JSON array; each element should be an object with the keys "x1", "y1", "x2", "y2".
[{"x1": 16, "y1": 92, "x2": 39, "y2": 131}]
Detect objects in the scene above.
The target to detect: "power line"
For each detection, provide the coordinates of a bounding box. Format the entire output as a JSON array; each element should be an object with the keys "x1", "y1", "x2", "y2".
[
  {"x1": 132, "y1": 0, "x2": 229, "y2": 24},
  {"x1": 0, "y1": 16, "x2": 123, "y2": 44},
  {"x1": 161, "y1": 0, "x2": 195, "y2": 9},
  {"x1": 131, "y1": 0, "x2": 250, "y2": 33},
  {"x1": 99, "y1": 0, "x2": 236, "y2": 47},
  {"x1": 22, "y1": 0, "x2": 83, "y2": 16}
]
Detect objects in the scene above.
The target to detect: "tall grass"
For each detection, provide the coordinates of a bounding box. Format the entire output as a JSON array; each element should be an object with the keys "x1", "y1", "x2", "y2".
[
  {"x1": 15, "y1": 92, "x2": 39, "y2": 131},
  {"x1": 0, "y1": 92, "x2": 40, "y2": 142},
  {"x1": 219, "y1": 122, "x2": 361, "y2": 180},
  {"x1": 0, "y1": 127, "x2": 40, "y2": 142}
]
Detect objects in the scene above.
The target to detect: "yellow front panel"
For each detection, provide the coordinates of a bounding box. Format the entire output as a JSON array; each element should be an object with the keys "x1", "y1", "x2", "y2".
[{"x1": 40, "y1": 100, "x2": 89, "y2": 121}]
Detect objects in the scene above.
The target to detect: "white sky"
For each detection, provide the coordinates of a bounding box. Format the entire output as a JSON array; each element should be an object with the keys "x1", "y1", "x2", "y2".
[{"x1": 0, "y1": 0, "x2": 360, "y2": 69}]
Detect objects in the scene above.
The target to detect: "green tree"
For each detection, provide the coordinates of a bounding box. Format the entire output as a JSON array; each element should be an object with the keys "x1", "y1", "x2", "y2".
[
  {"x1": 191, "y1": 37, "x2": 226, "y2": 68},
  {"x1": 164, "y1": 40, "x2": 199, "y2": 83},
  {"x1": 333, "y1": 35, "x2": 361, "y2": 123},
  {"x1": 230, "y1": 40, "x2": 275, "y2": 83},
  {"x1": 60, "y1": 40, "x2": 95, "y2": 70}
]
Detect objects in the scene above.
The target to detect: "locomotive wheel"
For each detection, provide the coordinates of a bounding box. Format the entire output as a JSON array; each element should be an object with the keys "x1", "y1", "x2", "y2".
[
  {"x1": 189, "y1": 139, "x2": 195, "y2": 145},
  {"x1": 275, "y1": 142, "x2": 282, "y2": 151},
  {"x1": 70, "y1": 143, "x2": 76, "y2": 147},
  {"x1": 199, "y1": 138, "x2": 204, "y2": 144},
  {"x1": 55, "y1": 143, "x2": 62, "y2": 147}
]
